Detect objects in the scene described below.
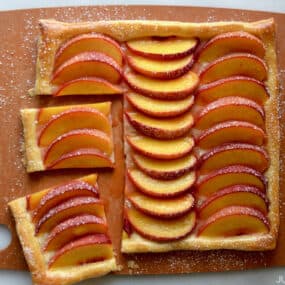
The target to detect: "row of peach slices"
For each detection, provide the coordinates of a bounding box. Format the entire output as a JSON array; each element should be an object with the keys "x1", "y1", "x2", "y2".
[
  {"x1": 123, "y1": 36, "x2": 201, "y2": 242},
  {"x1": 26, "y1": 175, "x2": 114, "y2": 269},
  {"x1": 193, "y1": 31, "x2": 270, "y2": 237},
  {"x1": 51, "y1": 33, "x2": 125, "y2": 96},
  {"x1": 36, "y1": 102, "x2": 114, "y2": 169}
]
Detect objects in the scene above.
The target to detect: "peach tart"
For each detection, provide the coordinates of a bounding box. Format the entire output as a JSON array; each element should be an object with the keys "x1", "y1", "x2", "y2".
[
  {"x1": 8, "y1": 174, "x2": 117, "y2": 285},
  {"x1": 26, "y1": 19, "x2": 279, "y2": 256},
  {"x1": 21, "y1": 102, "x2": 114, "y2": 172}
]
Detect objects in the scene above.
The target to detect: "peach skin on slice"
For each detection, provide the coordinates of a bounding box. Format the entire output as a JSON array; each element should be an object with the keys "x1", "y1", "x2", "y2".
[
  {"x1": 38, "y1": 107, "x2": 111, "y2": 147},
  {"x1": 54, "y1": 77, "x2": 123, "y2": 96},
  {"x1": 126, "y1": 92, "x2": 194, "y2": 118},
  {"x1": 198, "y1": 185, "x2": 268, "y2": 219},
  {"x1": 199, "y1": 53, "x2": 267, "y2": 84},
  {"x1": 128, "y1": 192, "x2": 194, "y2": 219},
  {"x1": 47, "y1": 148, "x2": 114, "y2": 170},
  {"x1": 128, "y1": 169, "x2": 196, "y2": 198},
  {"x1": 198, "y1": 143, "x2": 269, "y2": 173},
  {"x1": 35, "y1": 196, "x2": 104, "y2": 234},
  {"x1": 125, "y1": 111, "x2": 194, "y2": 139},
  {"x1": 26, "y1": 174, "x2": 98, "y2": 211},
  {"x1": 133, "y1": 153, "x2": 197, "y2": 180},
  {"x1": 195, "y1": 96, "x2": 265, "y2": 130},
  {"x1": 54, "y1": 33, "x2": 123, "y2": 69},
  {"x1": 197, "y1": 31, "x2": 265, "y2": 62},
  {"x1": 48, "y1": 234, "x2": 113, "y2": 268},
  {"x1": 32, "y1": 180, "x2": 98, "y2": 223},
  {"x1": 196, "y1": 120, "x2": 266, "y2": 149},
  {"x1": 124, "y1": 70, "x2": 199, "y2": 100},
  {"x1": 195, "y1": 76, "x2": 269, "y2": 105},
  {"x1": 126, "y1": 207, "x2": 196, "y2": 241},
  {"x1": 51, "y1": 51, "x2": 122, "y2": 85},
  {"x1": 127, "y1": 135, "x2": 194, "y2": 160},
  {"x1": 44, "y1": 214, "x2": 107, "y2": 251},
  {"x1": 197, "y1": 206, "x2": 269, "y2": 237},
  {"x1": 44, "y1": 129, "x2": 112, "y2": 167},
  {"x1": 126, "y1": 37, "x2": 199, "y2": 60},
  {"x1": 127, "y1": 52, "x2": 194, "y2": 79},
  {"x1": 37, "y1": 102, "x2": 111, "y2": 125},
  {"x1": 195, "y1": 165, "x2": 267, "y2": 197}
]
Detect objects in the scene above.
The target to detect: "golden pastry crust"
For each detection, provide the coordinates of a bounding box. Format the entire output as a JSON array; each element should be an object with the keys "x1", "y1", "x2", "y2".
[
  {"x1": 21, "y1": 103, "x2": 114, "y2": 173},
  {"x1": 31, "y1": 18, "x2": 275, "y2": 95},
  {"x1": 121, "y1": 18, "x2": 279, "y2": 252},
  {"x1": 8, "y1": 197, "x2": 117, "y2": 285}
]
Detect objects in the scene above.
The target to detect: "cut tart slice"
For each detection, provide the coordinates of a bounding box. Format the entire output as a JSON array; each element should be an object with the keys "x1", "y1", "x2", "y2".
[
  {"x1": 21, "y1": 102, "x2": 114, "y2": 172},
  {"x1": 8, "y1": 174, "x2": 117, "y2": 285}
]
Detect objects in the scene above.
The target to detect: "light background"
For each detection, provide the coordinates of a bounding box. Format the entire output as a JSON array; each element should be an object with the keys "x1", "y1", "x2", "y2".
[{"x1": 0, "y1": 0, "x2": 284, "y2": 284}]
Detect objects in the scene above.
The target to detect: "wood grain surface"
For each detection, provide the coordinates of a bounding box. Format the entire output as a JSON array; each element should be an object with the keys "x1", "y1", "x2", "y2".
[{"x1": 0, "y1": 5, "x2": 284, "y2": 275}]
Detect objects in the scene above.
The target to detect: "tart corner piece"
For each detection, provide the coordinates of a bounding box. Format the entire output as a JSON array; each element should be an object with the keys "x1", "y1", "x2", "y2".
[{"x1": 8, "y1": 174, "x2": 117, "y2": 285}]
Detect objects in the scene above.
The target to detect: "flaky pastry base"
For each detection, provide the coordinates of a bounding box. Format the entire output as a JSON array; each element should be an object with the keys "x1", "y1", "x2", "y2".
[{"x1": 8, "y1": 197, "x2": 117, "y2": 285}]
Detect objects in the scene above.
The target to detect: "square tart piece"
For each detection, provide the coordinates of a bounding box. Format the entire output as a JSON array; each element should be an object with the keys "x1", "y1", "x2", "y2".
[
  {"x1": 120, "y1": 18, "x2": 279, "y2": 253},
  {"x1": 8, "y1": 174, "x2": 117, "y2": 285},
  {"x1": 21, "y1": 102, "x2": 114, "y2": 172}
]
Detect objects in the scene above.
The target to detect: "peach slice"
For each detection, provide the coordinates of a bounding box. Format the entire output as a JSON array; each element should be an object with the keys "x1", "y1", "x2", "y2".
[
  {"x1": 127, "y1": 52, "x2": 194, "y2": 79},
  {"x1": 126, "y1": 92, "x2": 194, "y2": 117},
  {"x1": 195, "y1": 165, "x2": 267, "y2": 197},
  {"x1": 35, "y1": 196, "x2": 104, "y2": 234},
  {"x1": 44, "y1": 214, "x2": 107, "y2": 251},
  {"x1": 38, "y1": 107, "x2": 111, "y2": 147},
  {"x1": 124, "y1": 70, "x2": 199, "y2": 99},
  {"x1": 198, "y1": 143, "x2": 269, "y2": 173},
  {"x1": 37, "y1": 102, "x2": 111, "y2": 125},
  {"x1": 44, "y1": 129, "x2": 112, "y2": 167},
  {"x1": 54, "y1": 33, "x2": 123, "y2": 69},
  {"x1": 126, "y1": 207, "x2": 196, "y2": 241},
  {"x1": 51, "y1": 51, "x2": 122, "y2": 85},
  {"x1": 125, "y1": 111, "x2": 194, "y2": 139},
  {"x1": 196, "y1": 120, "x2": 266, "y2": 149},
  {"x1": 48, "y1": 234, "x2": 113, "y2": 268},
  {"x1": 129, "y1": 192, "x2": 194, "y2": 218},
  {"x1": 128, "y1": 169, "x2": 196, "y2": 198},
  {"x1": 133, "y1": 153, "x2": 197, "y2": 180},
  {"x1": 47, "y1": 148, "x2": 114, "y2": 170},
  {"x1": 197, "y1": 31, "x2": 265, "y2": 62},
  {"x1": 32, "y1": 180, "x2": 98, "y2": 223},
  {"x1": 195, "y1": 96, "x2": 265, "y2": 130},
  {"x1": 127, "y1": 135, "x2": 194, "y2": 159},
  {"x1": 199, "y1": 53, "x2": 267, "y2": 84},
  {"x1": 197, "y1": 206, "x2": 269, "y2": 237},
  {"x1": 195, "y1": 76, "x2": 269, "y2": 105},
  {"x1": 54, "y1": 77, "x2": 123, "y2": 96},
  {"x1": 126, "y1": 37, "x2": 199, "y2": 59},
  {"x1": 27, "y1": 190, "x2": 49, "y2": 211},
  {"x1": 26, "y1": 174, "x2": 98, "y2": 211},
  {"x1": 198, "y1": 185, "x2": 268, "y2": 219}
]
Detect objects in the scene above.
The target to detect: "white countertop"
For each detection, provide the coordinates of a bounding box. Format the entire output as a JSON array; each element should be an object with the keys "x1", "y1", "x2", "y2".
[{"x1": 0, "y1": 0, "x2": 284, "y2": 284}]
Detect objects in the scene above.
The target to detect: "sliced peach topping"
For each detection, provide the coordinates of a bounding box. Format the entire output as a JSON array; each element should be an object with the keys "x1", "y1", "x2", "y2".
[{"x1": 126, "y1": 207, "x2": 196, "y2": 241}]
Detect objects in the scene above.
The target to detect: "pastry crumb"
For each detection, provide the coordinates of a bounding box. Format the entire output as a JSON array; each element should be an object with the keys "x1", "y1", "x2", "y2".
[{"x1": 127, "y1": 260, "x2": 139, "y2": 269}]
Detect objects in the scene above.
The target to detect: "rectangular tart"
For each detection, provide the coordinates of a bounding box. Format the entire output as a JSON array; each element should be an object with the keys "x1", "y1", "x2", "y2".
[{"x1": 31, "y1": 18, "x2": 279, "y2": 253}]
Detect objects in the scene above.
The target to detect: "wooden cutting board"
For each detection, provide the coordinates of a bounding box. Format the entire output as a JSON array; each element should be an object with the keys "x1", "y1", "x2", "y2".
[{"x1": 0, "y1": 5, "x2": 284, "y2": 275}]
